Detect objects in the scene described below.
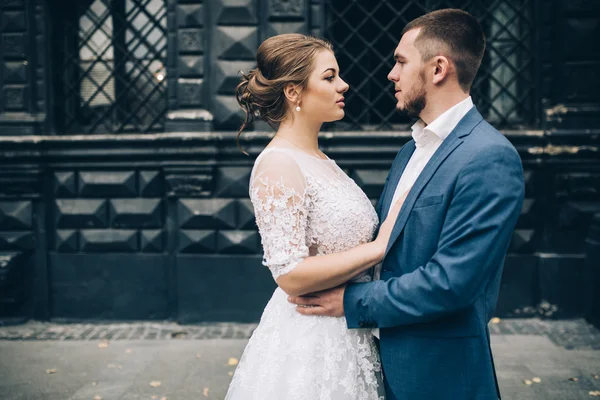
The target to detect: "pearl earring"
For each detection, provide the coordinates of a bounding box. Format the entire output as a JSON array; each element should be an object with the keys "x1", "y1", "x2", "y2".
[{"x1": 295, "y1": 105, "x2": 301, "y2": 112}]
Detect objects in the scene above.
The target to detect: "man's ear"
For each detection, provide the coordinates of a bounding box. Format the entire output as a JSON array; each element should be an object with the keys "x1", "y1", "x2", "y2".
[
  {"x1": 283, "y1": 84, "x2": 301, "y2": 104},
  {"x1": 431, "y1": 55, "x2": 450, "y2": 85}
]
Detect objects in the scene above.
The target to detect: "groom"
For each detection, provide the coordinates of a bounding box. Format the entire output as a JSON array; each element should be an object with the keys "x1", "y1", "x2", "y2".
[{"x1": 288, "y1": 8, "x2": 524, "y2": 400}]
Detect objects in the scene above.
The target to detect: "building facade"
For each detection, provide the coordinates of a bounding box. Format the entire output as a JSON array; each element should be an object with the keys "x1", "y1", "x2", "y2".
[{"x1": 0, "y1": 0, "x2": 599, "y2": 324}]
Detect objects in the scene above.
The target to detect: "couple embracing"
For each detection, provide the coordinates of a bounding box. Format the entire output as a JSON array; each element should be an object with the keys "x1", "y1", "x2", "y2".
[{"x1": 225, "y1": 8, "x2": 524, "y2": 400}]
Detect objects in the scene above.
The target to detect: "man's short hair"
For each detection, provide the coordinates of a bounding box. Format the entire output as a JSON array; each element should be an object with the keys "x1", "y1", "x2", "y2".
[{"x1": 402, "y1": 8, "x2": 486, "y2": 92}]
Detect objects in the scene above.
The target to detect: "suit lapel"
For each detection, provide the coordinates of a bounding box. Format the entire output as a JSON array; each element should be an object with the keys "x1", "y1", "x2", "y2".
[
  {"x1": 381, "y1": 141, "x2": 416, "y2": 220},
  {"x1": 383, "y1": 107, "x2": 484, "y2": 260}
]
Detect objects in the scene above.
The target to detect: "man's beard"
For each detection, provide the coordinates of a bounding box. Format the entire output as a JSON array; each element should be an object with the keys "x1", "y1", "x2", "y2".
[{"x1": 396, "y1": 72, "x2": 427, "y2": 119}]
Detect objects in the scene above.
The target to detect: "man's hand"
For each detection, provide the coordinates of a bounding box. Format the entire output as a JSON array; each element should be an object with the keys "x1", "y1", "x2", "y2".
[{"x1": 287, "y1": 284, "x2": 346, "y2": 317}]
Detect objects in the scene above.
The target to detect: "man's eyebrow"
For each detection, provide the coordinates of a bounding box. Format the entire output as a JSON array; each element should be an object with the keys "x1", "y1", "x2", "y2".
[{"x1": 322, "y1": 67, "x2": 337, "y2": 74}]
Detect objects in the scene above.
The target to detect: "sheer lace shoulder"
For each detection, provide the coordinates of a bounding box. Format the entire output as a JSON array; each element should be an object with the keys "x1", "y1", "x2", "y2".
[{"x1": 250, "y1": 148, "x2": 309, "y2": 280}]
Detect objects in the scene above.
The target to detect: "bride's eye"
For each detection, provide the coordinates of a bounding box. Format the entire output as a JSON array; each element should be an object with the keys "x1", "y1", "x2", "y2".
[{"x1": 325, "y1": 75, "x2": 335, "y2": 82}]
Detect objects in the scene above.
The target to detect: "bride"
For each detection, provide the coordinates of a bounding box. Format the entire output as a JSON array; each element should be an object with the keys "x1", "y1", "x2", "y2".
[{"x1": 225, "y1": 33, "x2": 406, "y2": 400}]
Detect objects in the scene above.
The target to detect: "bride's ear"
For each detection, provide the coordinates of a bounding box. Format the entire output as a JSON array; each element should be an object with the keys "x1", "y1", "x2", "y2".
[{"x1": 283, "y1": 84, "x2": 301, "y2": 104}]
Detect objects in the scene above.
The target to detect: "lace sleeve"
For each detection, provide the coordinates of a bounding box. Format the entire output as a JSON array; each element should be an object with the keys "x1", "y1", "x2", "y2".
[{"x1": 250, "y1": 151, "x2": 309, "y2": 280}]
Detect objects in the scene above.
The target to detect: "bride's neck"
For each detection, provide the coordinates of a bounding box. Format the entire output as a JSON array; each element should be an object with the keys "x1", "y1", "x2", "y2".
[{"x1": 275, "y1": 116, "x2": 322, "y2": 153}]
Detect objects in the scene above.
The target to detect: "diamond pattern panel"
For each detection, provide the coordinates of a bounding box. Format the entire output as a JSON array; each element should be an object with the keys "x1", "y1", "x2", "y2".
[
  {"x1": 214, "y1": 167, "x2": 252, "y2": 198},
  {"x1": 109, "y1": 199, "x2": 162, "y2": 229},
  {"x1": 141, "y1": 229, "x2": 164, "y2": 252},
  {"x1": 80, "y1": 229, "x2": 138, "y2": 253},
  {"x1": 217, "y1": 231, "x2": 259, "y2": 254},
  {"x1": 213, "y1": 95, "x2": 245, "y2": 128},
  {"x1": 0, "y1": 201, "x2": 32, "y2": 230},
  {"x1": 54, "y1": 172, "x2": 77, "y2": 197},
  {"x1": 55, "y1": 199, "x2": 108, "y2": 229},
  {"x1": 213, "y1": 60, "x2": 255, "y2": 96},
  {"x1": 212, "y1": 0, "x2": 257, "y2": 25},
  {"x1": 178, "y1": 55, "x2": 204, "y2": 77},
  {"x1": 214, "y1": 26, "x2": 257, "y2": 60},
  {"x1": 139, "y1": 171, "x2": 162, "y2": 197},
  {"x1": 267, "y1": 21, "x2": 307, "y2": 37},
  {"x1": 3, "y1": 61, "x2": 26, "y2": 83},
  {"x1": 0, "y1": 231, "x2": 34, "y2": 251},
  {"x1": 178, "y1": 199, "x2": 237, "y2": 230},
  {"x1": 55, "y1": 230, "x2": 78, "y2": 253},
  {"x1": 177, "y1": 4, "x2": 204, "y2": 27},
  {"x1": 178, "y1": 230, "x2": 216, "y2": 253},
  {"x1": 78, "y1": 171, "x2": 137, "y2": 197},
  {"x1": 237, "y1": 199, "x2": 256, "y2": 229}
]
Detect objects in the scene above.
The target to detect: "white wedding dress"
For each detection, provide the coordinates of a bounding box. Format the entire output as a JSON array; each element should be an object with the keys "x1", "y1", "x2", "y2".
[{"x1": 225, "y1": 147, "x2": 385, "y2": 400}]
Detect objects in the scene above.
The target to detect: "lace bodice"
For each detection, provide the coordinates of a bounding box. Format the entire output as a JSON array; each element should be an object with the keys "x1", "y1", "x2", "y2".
[{"x1": 250, "y1": 147, "x2": 380, "y2": 281}]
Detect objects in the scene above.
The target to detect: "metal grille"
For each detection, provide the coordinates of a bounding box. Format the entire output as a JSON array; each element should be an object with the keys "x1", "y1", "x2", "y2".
[
  {"x1": 58, "y1": 0, "x2": 167, "y2": 134},
  {"x1": 326, "y1": 0, "x2": 540, "y2": 130}
]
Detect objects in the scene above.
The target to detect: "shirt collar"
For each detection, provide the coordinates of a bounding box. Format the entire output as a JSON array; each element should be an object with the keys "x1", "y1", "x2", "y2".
[{"x1": 411, "y1": 96, "x2": 474, "y2": 148}]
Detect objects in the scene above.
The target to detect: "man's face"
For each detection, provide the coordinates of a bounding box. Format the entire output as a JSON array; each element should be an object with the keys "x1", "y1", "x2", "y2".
[{"x1": 388, "y1": 28, "x2": 427, "y2": 119}]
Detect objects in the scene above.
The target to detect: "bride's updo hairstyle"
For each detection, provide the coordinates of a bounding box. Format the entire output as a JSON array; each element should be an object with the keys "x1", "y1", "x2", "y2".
[{"x1": 235, "y1": 33, "x2": 332, "y2": 154}]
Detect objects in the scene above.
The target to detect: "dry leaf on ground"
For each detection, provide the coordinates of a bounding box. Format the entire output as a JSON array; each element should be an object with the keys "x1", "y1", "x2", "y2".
[
  {"x1": 228, "y1": 357, "x2": 239, "y2": 366},
  {"x1": 490, "y1": 317, "x2": 501, "y2": 324},
  {"x1": 203, "y1": 387, "x2": 209, "y2": 397},
  {"x1": 98, "y1": 341, "x2": 109, "y2": 349},
  {"x1": 532, "y1": 377, "x2": 541, "y2": 383},
  {"x1": 523, "y1": 379, "x2": 533, "y2": 386},
  {"x1": 569, "y1": 377, "x2": 579, "y2": 382},
  {"x1": 45, "y1": 368, "x2": 57, "y2": 374},
  {"x1": 93, "y1": 396, "x2": 102, "y2": 400},
  {"x1": 149, "y1": 380, "x2": 162, "y2": 387},
  {"x1": 228, "y1": 371, "x2": 233, "y2": 376},
  {"x1": 589, "y1": 391, "x2": 600, "y2": 397}
]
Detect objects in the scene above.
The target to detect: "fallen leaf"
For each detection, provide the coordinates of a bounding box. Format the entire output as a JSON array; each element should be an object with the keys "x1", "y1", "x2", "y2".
[
  {"x1": 196, "y1": 353, "x2": 202, "y2": 359},
  {"x1": 228, "y1": 357, "x2": 239, "y2": 366},
  {"x1": 589, "y1": 391, "x2": 600, "y2": 397},
  {"x1": 151, "y1": 396, "x2": 158, "y2": 400},
  {"x1": 46, "y1": 368, "x2": 57, "y2": 374},
  {"x1": 125, "y1": 348, "x2": 132, "y2": 354},
  {"x1": 171, "y1": 331, "x2": 188, "y2": 339},
  {"x1": 569, "y1": 377, "x2": 579, "y2": 382},
  {"x1": 228, "y1": 371, "x2": 234, "y2": 376},
  {"x1": 523, "y1": 379, "x2": 533, "y2": 386},
  {"x1": 203, "y1": 387, "x2": 209, "y2": 397},
  {"x1": 532, "y1": 377, "x2": 541, "y2": 383},
  {"x1": 93, "y1": 396, "x2": 102, "y2": 400},
  {"x1": 593, "y1": 374, "x2": 599, "y2": 380},
  {"x1": 490, "y1": 317, "x2": 501, "y2": 324},
  {"x1": 149, "y1": 380, "x2": 161, "y2": 387},
  {"x1": 92, "y1": 381, "x2": 98, "y2": 386},
  {"x1": 98, "y1": 341, "x2": 109, "y2": 349},
  {"x1": 161, "y1": 397, "x2": 168, "y2": 400}
]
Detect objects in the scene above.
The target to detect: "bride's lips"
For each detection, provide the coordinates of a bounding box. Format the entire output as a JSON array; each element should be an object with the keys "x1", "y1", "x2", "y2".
[{"x1": 336, "y1": 97, "x2": 345, "y2": 107}]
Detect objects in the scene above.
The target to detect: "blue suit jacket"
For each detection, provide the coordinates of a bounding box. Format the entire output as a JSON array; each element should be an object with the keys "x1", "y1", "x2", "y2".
[{"x1": 344, "y1": 107, "x2": 524, "y2": 400}]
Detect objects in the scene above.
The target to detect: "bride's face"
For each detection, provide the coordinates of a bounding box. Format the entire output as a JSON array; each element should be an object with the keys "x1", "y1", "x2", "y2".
[{"x1": 299, "y1": 50, "x2": 349, "y2": 123}]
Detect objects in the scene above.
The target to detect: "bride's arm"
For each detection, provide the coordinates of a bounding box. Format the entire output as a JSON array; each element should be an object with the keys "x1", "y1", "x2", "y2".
[{"x1": 275, "y1": 240, "x2": 384, "y2": 297}]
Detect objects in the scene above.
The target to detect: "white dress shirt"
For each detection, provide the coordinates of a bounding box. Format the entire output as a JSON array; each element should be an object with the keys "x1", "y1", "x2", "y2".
[{"x1": 372, "y1": 96, "x2": 473, "y2": 338}]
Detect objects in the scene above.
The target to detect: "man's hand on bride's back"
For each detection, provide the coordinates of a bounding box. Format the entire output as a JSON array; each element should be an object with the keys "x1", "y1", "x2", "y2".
[{"x1": 373, "y1": 189, "x2": 410, "y2": 257}]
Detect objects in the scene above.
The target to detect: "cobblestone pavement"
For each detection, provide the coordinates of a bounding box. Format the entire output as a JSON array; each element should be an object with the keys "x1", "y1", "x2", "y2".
[
  {"x1": 0, "y1": 318, "x2": 599, "y2": 400},
  {"x1": 1, "y1": 318, "x2": 599, "y2": 349}
]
